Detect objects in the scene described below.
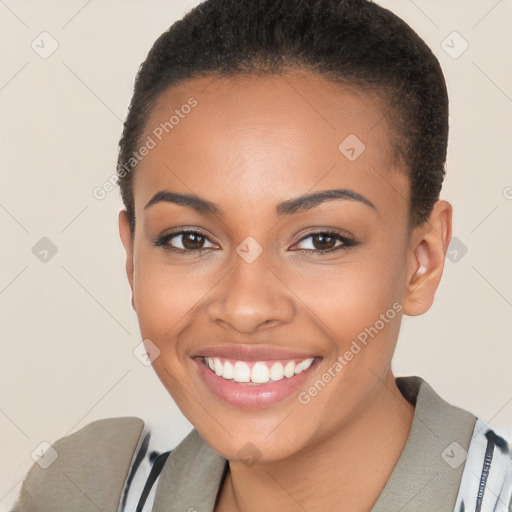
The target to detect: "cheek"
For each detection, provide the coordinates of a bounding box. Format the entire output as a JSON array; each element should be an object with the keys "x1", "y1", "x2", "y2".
[
  {"x1": 283, "y1": 244, "x2": 408, "y2": 377},
  {"x1": 309, "y1": 274, "x2": 402, "y2": 367},
  {"x1": 133, "y1": 243, "x2": 407, "y2": 343},
  {"x1": 292, "y1": 253, "x2": 406, "y2": 336},
  {"x1": 131, "y1": 254, "x2": 206, "y2": 405},
  {"x1": 131, "y1": 250, "x2": 208, "y2": 348}
]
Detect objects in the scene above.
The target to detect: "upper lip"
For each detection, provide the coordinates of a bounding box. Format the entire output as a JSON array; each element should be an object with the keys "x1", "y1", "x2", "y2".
[{"x1": 189, "y1": 344, "x2": 319, "y2": 361}]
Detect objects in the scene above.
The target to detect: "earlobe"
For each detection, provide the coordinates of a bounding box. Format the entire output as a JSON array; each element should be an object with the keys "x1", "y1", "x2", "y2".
[
  {"x1": 403, "y1": 200, "x2": 452, "y2": 316},
  {"x1": 118, "y1": 210, "x2": 136, "y2": 310}
]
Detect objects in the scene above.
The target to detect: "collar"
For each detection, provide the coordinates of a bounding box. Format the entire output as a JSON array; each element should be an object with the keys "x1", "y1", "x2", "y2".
[{"x1": 152, "y1": 376, "x2": 476, "y2": 512}]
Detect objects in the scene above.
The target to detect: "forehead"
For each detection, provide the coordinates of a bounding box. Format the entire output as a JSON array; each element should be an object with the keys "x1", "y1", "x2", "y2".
[{"x1": 133, "y1": 70, "x2": 406, "y2": 218}]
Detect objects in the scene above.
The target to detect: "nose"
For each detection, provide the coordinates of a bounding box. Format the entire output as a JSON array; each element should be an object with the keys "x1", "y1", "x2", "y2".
[{"x1": 205, "y1": 250, "x2": 295, "y2": 334}]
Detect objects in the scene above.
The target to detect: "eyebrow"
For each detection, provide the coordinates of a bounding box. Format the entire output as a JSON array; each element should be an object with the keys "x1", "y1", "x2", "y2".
[{"x1": 144, "y1": 188, "x2": 377, "y2": 216}]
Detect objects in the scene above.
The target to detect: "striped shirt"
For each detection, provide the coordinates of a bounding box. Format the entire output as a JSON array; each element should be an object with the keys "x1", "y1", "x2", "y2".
[
  {"x1": 118, "y1": 377, "x2": 512, "y2": 512},
  {"x1": 12, "y1": 376, "x2": 512, "y2": 512}
]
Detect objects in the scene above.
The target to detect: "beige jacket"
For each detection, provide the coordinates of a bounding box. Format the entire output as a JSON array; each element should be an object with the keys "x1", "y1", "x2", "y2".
[{"x1": 12, "y1": 376, "x2": 511, "y2": 511}]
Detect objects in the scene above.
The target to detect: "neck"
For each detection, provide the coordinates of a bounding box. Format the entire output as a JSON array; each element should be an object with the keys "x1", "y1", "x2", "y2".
[{"x1": 215, "y1": 371, "x2": 415, "y2": 512}]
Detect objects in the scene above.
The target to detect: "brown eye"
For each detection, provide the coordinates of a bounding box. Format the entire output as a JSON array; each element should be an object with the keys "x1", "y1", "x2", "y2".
[
  {"x1": 292, "y1": 231, "x2": 357, "y2": 255},
  {"x1": 181, "y1": 232, "x2": 206, "y2": 250},
  {"x1": 310, "y1": 233, "x2": 337, "y2": 250},
  {"x1": 155, "y1": 230, "x2": 217, "y2": 253}
]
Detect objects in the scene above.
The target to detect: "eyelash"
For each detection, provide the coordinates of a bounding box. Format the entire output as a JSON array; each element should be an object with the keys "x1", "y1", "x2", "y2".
[{"x1": 153, "y1": 229, "x2": 359, "y2": 256}]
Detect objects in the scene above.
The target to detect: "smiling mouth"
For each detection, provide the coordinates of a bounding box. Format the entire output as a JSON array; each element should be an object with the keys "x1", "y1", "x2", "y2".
[{"x1": 199, "y1": 356, "x2": 318, "y2": 385}]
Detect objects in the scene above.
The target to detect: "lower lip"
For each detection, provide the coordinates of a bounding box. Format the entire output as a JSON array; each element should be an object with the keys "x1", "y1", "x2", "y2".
[{"x1": 194, "y1": 357, "x2": 320, "y2": 409}]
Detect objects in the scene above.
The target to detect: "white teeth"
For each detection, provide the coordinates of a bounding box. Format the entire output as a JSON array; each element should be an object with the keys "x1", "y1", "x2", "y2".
[
  {"x1": 269, "y1": 362, "x2": 284, "y2": 381},
  {"x1": 233, "y1": 361, "x2": 251, "y2": 382},
  {"x1": 205, "y1": 357, "x2": 315, "y2": 384},
  {"x1": 251, "y1": 362, "x2": 270, "y2": 384},
  {"x1": 302, "y1": 358, "x2": 314, "y2": 371},
  {"x1": 223, "y1": 360, "x2": 234, "y2": 380},
  {"x1": 214, "y1": 358, "x2": 223, "y2": 376},
  {"x1": 295, "y1": 358, "x2": 314, "y2": 374},
  {"x1": 283, "y1": 361, "x2": 295, "y2": 378}
]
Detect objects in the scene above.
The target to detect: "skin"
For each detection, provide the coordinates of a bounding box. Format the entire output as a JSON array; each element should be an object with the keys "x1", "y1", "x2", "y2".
[{"x1": 119, "y1": 70, "x2": 452, "y2": 512}]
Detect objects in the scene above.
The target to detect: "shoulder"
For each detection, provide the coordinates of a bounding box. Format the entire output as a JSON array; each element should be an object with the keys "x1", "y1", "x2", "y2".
[{"x1": 11, "y1": 416, "x2": 146, "y2": 512}]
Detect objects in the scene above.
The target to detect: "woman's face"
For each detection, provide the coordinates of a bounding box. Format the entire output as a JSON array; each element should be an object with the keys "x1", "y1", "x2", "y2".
[{"x1": 119, "y1": 71, "x2": 432, "y2": 462}]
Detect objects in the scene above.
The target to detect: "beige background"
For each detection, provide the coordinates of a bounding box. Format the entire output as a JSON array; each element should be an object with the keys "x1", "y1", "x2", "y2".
[{"x1": 1, "y1": 0, "x2": 511, "y2": 509}]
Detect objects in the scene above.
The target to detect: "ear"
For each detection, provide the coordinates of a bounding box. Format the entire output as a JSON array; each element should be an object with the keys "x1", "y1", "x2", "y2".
[
  {"x1": 403, "y1": 200, "x2": 452, "y2": 316},
  {"x1": 118, "y1": 209, "x2": 136, "y2": 311}
]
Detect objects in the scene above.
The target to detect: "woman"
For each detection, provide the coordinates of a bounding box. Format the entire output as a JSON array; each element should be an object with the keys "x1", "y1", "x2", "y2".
[{"x1": 12, "y1": 0, "x2": 512, "y2": 510}]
